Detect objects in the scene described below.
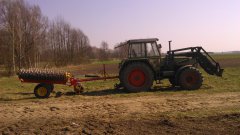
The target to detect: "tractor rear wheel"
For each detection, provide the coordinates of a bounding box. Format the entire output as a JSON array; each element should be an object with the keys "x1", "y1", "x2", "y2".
[
  {"x1": 178, "y1": 67, "x2": 203, "y2": 90},
  {"x1": 34, "y1": 83, "x2": 51, "y2": 98},
  {"x1": 120, "y1": 62, "x2": 154, "y2": 92}
]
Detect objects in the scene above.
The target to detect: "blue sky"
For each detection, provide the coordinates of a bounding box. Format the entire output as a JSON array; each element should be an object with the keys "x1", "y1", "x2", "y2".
[{"x1": 27, "y1": 0, "x2": 240, "y2": 52}]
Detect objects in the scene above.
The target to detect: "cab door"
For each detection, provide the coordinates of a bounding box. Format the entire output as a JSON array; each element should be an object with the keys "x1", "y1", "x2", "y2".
[{"x1": 146, "y1": 42, "x2": 161, "y2": 71}]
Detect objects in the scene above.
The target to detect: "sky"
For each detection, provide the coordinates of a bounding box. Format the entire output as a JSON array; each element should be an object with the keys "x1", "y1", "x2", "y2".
[{"x1": 27, "y1": 0, "x2": 240, "y2": 52}]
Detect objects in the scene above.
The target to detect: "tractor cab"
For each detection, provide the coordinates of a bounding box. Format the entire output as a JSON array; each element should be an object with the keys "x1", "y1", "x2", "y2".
[{"x1": 115, "y1": 38, "x2": 161, "y2": 59}]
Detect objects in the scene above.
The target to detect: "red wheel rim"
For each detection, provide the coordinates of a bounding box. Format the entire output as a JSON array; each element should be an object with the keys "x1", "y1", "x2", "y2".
[
  {"x1": 185, "y1": 72, "x2": 197, "y2": 84},
  {"x1": 128, "y1": 69, "x2": 146, "y2": 87}
]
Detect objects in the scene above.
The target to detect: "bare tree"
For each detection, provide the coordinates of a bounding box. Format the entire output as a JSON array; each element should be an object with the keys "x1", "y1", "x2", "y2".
[
  {"x1": 0, "y1": 0, "x2": 94, "y2": 75},
  {"x1": 0, "y1": 0, "x2": 48, "y2": 74},
  {"x1": 98, "y1": 41, "x2": 109, "y2": 60},
  {"x1": 47, "y1": 18, "x2": 91, "y2": 66}
]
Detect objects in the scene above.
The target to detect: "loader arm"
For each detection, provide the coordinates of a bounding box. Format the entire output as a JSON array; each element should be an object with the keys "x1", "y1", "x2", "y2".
[{"x1": 167, "y1": 47, "x2": 224, "y2": 76}]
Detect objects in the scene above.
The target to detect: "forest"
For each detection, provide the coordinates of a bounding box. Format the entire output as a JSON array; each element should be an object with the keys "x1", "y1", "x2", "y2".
[{"x1": 0, "y1": 0, "x2": 121, "y2": 76}]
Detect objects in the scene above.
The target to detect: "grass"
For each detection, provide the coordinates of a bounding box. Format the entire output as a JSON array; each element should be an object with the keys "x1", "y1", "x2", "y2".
[
  {"x1": 0, "y1": 66, "x2": 239, "y2": 101},
  {"x1": 0, "y1": 54, "x2": 239, "y2": 101},
  {"x1": 0, "y1": 76, "x2": 35, "y2": 101},
  {"x1": 212, "y1": 53, "x2": 240, "y2": 60},
  {"x1": 90, "y1": 59, "x2": 121, "y2": 64},
  {"x1": 83, "y1": 66, "x2": 240, "y2": 95}
]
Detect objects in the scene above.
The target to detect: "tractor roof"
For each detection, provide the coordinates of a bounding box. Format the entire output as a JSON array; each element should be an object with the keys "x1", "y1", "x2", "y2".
[
  {"x1": 115, "y1": 38, "x2": 159, "y2": 49},
  {"x1": 128, "y1": 38, "x2": 159, "y2": 43}
]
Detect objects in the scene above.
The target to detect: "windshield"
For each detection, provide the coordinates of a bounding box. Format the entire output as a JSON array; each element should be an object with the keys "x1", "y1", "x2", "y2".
[{"x1": 146, "y1": 42, "x2": 159, "y2": 56}]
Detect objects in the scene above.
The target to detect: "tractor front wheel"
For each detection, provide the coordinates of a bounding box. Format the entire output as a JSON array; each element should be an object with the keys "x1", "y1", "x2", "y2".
[
  {"x1": 178, "y1": 67, "x2": 203, "y2": 90},
  {"x1": 34, "y1": 83, "x2": 52, "y2": 98},
  {"x1": 120, "y1": 62, "x2": 154, "y2": 92}
]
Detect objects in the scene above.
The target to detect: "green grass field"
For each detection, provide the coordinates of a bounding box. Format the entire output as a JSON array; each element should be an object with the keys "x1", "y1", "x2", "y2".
[
  {"x1": 0, "y1": 54, "x2": 239, "y2": 101},
  {"x1": 212, "y1": 53, "x2": 240, "y2": 60}
]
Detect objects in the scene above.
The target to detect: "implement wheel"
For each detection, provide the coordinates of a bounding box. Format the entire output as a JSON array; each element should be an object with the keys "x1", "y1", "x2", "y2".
[
  {"x1": 179, "y1": 67, "x2": 203, "y2": 90},
  {"x1": 34, "y1": 83, "x2": 51, "y2": 98},
  {"x1": 120, "y1": 62, "x2": 153, "y2": 92}
]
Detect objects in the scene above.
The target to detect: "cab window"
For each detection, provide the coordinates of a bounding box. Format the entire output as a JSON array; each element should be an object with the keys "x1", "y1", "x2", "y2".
[
  {"x1": 146, "y1": 42, "x2": 159, "y2": 57},
  {"x1": 130, "y1": 43, "x2": 145, "y2": 58}
]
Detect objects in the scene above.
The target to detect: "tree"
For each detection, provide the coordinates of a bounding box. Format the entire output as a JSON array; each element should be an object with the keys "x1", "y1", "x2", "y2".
[
  {"x1": 0, "y1": 0, "x2": 94, "y2": 76},
  {"x1": 99, "y1": 41, "x2": 109, "y2": 60},
  {"x1": 46, "y1": 18, "x2": 91, "y2": 66},
  {"x1": 0, "y1": 0, "x2": 48, "y2": 74}
]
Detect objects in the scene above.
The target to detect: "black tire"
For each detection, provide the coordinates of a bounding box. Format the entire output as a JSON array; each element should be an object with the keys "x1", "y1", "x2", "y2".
[
  {"x1": 34, "y1": 83, "x2": 51, "y2": 98},
  {"x1": 120, "y1": 62, "x2": 154, "y2": 92},
  {"x1": 178, "y1": 67, "x2": 203, "y2": 90}
]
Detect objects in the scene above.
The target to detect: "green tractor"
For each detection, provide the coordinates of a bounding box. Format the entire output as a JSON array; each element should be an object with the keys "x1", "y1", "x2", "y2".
[{"x1": 115, "y1": 38, "x2": 223, "y2": 92}]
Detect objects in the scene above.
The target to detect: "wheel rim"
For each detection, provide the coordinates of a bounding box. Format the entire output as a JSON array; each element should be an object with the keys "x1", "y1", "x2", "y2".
[
  {"x1": 37, "y1": 87, "x2": 47, "y2": 97},
  {"x1": 185, "y1": 72, "x2": 197, "y2": 85},
  {"x1": 128, "y1": 69, "x2": 146, "y2": 87}
]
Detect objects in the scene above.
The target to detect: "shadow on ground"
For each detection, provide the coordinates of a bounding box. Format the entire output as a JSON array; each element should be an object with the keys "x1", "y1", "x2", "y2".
[
  {"x1": 78, "y1": 84, "x2": 213, "y2": 97},
  {"x1": 80, "y1": 89, "x2": 126, "y2": 96},
  {"x1": 6, "y1": 92, "x2": 33, "y2": 95},
  {"x1": 75, "y1": 86, "x2": 191, "y2": 96},
  {"x1": 1, "y1": 84, "x2": 213, "y2": 100}
]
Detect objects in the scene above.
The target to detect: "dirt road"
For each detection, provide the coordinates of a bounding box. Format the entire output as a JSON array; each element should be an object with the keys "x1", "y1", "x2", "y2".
[{"x1": 0, "y1": 91, "x2": 240, "y2": 135}]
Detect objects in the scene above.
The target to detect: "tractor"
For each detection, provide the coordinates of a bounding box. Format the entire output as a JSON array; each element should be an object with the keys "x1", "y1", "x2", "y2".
[{"x1": 115, "y1": 38, "x2": 223, "y2": 92}]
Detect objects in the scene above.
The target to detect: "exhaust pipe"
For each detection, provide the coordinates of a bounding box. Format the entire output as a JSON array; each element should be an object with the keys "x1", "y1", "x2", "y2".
[{"x1": 168, "y1": 40, "x2": 172, "y2": 52}]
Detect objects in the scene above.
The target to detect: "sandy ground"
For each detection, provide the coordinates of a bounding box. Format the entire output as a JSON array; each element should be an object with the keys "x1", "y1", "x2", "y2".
[{"x1": 0, "y1": 91, "x2": 239, "y2": 135}]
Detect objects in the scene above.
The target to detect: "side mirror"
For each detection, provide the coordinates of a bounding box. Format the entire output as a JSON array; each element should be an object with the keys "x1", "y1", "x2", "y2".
[{"x1": 158, "y1": 44, "x2": 162, "y2": 49}]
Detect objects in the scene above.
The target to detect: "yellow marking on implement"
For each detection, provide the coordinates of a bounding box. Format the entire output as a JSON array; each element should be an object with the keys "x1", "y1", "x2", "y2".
[{"x1": 66, "y1": 72, "x2": 72, "y2": 78}]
